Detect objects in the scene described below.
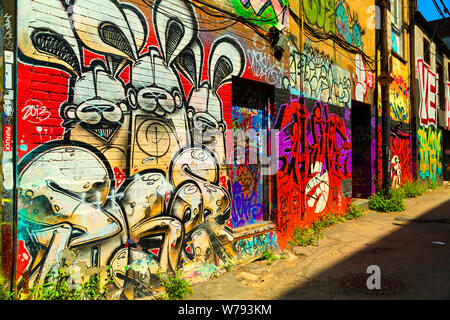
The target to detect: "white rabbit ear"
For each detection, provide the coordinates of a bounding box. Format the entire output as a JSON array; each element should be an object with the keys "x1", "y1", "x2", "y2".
[
  {"x1": 70, "y1": 0, "x2": 138, "y2": 62},
  {"x1": 176, "y1": 38, "x2": 204, "y2": 89},
  {"x1": 120, "y1": 3, "x2": 148, "y2": 56},
  {"x1": 153, "y1": 0, "x2": 197, "y2": 66},
  {"x1": 18, "y1": 0, "x2": 81, "y2": 77},
  {"x1": 209, "y1": 37, "x2": 245, "y2": 91}
]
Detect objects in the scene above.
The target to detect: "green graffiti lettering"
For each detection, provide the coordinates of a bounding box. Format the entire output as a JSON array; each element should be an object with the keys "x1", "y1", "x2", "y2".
[
  {"x1": 303, "y1": 0, "x2": 363, "y2": 50},
  {"x1": 303, "y1": 0, "x2": 336, "y2": 35},
  {"x1": 417, "y1": 126, "x2": 442, "y2": 182}
]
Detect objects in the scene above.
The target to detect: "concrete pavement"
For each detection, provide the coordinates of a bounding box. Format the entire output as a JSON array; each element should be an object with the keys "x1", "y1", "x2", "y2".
[{"x1": 186, "y1": 185, "x2": 450, "y2": 300}]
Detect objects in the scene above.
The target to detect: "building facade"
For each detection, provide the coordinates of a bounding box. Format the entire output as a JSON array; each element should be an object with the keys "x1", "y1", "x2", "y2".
[
  {"x1": 376, "y1": 0, "x2": 414, "y2": 191},
  {"x1": 414, "y1": 11, "x2": 450, "y2": 184},
  {"x1": 0, "y1": 0, "x2": 446, "y2": 299}
]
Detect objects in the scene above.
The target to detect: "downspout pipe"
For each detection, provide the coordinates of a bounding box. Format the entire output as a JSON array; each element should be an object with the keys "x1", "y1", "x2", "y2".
[{"x1": 409, "y1": 0, "x2": 418, "y2": 180}]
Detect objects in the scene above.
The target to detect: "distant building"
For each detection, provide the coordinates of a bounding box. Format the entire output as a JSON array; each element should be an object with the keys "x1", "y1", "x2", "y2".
[{"x1": 414, "y1": 11, "x2": 450, "y2": 182}]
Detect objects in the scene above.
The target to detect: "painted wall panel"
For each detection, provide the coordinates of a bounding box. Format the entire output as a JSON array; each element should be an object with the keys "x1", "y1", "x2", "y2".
[
  {"x1": 14, "y1": 0, "x2": 283, "y2": 298},
  {"x1": 6, "y1": 0, "x2": 380, "y2": 298}
]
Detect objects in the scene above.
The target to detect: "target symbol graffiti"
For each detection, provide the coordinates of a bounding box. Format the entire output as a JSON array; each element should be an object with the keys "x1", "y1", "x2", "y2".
[{"x1": 136, "y1": 120, "x2": 173, "y2": 158}]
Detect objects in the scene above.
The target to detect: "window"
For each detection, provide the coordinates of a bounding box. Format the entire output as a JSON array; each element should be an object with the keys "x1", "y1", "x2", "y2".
[
  {"x1": 392, "y1": 0, "x2": 401, "y2": 26},
  {"x1": 391, "y1": 0, "x2": 403, "y2": 56},
  {"x1": 423, "y1": 38, "x2": 431, "y2": 65},
  {"x1": 437, "y1": 61, "x2": 445, "y2": 110},
  {"x1": 448, "y1": 61, "x2": 450, "y2": 83}
]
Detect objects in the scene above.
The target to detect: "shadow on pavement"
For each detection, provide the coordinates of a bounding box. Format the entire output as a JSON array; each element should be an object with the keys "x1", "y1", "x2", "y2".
[{"x1": 279, "y1": 199, "x2": 450, "y2": 300}]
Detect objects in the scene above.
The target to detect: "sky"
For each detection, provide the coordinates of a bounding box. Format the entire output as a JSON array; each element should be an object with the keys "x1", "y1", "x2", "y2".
[{"x1": 418, "y1": 0, "x2": 450, "y2": 21}]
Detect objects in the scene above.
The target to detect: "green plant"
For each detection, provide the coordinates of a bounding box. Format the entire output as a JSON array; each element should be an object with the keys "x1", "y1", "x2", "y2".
[
  {"x1": 368, "y1": 188, "x2": 405, "y2": 212},
  {"x1": 345, "y1": 205, "x2": 364, "y2": 220},
  {"x1": 31, "y1": 268, "x2": 112, "y2": 300},
  {"x1": 1, "y1": 265, "x2": 113, "y2": 300},
  {"x1": 288, "y1": 208, "x2": 363, "y2": 248},
  {"x1": 156, "y1": 270, "x2": 192, "y2": 300},
  {"x1": 428, "y1": 180, "x2": 439, "y2": 190},
  {"x1": 260, "y1": 246, "x2": 277, "y2": 261},
  {"x1": 289, "y1": 224, "x2": 323, "y2": 247},
  {"x1": 211, "y1": 270, "x2": 220, "y2": 279},
  {"x1": 399, "y1": 181, "x2": 428, "y2": 198},
  {"x1": 319, "y1": 214, "x2": 338, "y2": 227},
  {"x1": 223, "y1": 258, "x2": 235, "y2": 272},
  {"x1": 0, "y1": 278, "x2": 13, "y2": 300}
]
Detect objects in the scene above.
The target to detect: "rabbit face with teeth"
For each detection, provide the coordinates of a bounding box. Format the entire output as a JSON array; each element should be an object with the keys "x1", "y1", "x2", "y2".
[
  {"x1": 129, "y1": 49, "x2": 184, "y2": 116},
  {"x1": 189, "y1": 90, "x2": 227, "y2": 149},
  {"x1": 128, "y1": 0, "x2": 197, "y2": 119},
  {"x1": 177, "y1": 37, "x2": 246, "y2": 152},
  {"x1": 61, "y1": 65, "x2": 127, "y2": 142}
]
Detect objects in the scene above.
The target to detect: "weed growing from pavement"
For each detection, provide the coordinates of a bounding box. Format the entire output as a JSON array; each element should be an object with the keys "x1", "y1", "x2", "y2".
[
  {"x1": 0, "y1": 276, "x2": 11, "y2": 300},
  {"x1": 345, "y1": 204, "x2": 365, "y2": 220},
  {"x1": 223, "y1": 258, "x2": 235, "y2": 272},
  {"x1": 0, "y1": 266, "x2": 114, "y2": 300},
  {"x1": 156, "y1": 269, "x2": 192, "y2": 300},
  {"x1": 289, "y1": 221, "x2": 323, "y2": 247},
  {"x1": 399, "y1": 181, "x2": 428, "y2": 198},
  {"x1": 428, "y1": 180, "x2": 439, "y2": 190},
  {"x1": 289, "y1": 205, "x2": 365, "y2": 247},
  {"x1": 370, "y1": 179, "x2": 441, "y2": 212},
  {"x1": 368, "y1": 187, "x2": 405, "y2": 212},
  {"x1": 259, "y1": 246, "x2": 278, "y2": 265},
  {"x1": 290, "y1": 182, "x2": 440, "y2": 247}
]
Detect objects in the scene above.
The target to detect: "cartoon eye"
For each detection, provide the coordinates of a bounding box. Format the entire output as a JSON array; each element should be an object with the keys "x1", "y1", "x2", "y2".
[
  {"x1": 194, "y1": 117, "x2": 217, "y2": 133},
  {"x1": 182, "y1": 208, "x2": 192, "y2": 224},
  {"x1": 173, "y1": 90, "x2": 183, "y2": 108},
  {"x1": 204, "y1": 209, "x2": 212, "y2": 218},
  {"x1": 127, "y1": 88, "x2": 138, "y2": 108}
]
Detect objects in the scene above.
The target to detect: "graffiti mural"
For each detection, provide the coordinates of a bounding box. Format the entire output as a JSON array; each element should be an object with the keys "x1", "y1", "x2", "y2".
[
  {"x1": 389, "y1": 75, "x2": 409, "y2": 123},
  {"x1": 376, "y1": 69, "x2": 410, "y2": 123},
  {"x1": 231, "y1": 106, "x2": 265, "y2": 227},
  {"x1": 374, "y1": 53, "x2": 412, "y2": 189},
  {"x1": 446, "y1": 82, "x2": 450, "y2": 131},
  {"x1": 376, "y1": 126, "x2": 413, "y2": 189},
  {"x1": 417, "y1": 126, "x2": 442, "y2": 182},
  {"x1": 417, "y1": 58, "x2": 437, "y2": 127},
  {"x1": 302, "y1": 0, "x2": 364, "y2": 50},
  {"x1": 274, "y1": 97, "x2": 351, "y2": 247},
  {"x1": 231, "y1": 0, "x2": 289, "y2": 30},
  {"x1": 416, "y1": 58, "x2": 442, "y2": 183},
  {"x1": 15, "y1": 0, "x2": 263, "y2": 299},
  {"x1": 376, "y1": 126, "x2": 412, "y2": 188},
  {"x1": 289, "y1": 40, "x2": 352, "y2": 107},
  {"x1": 246, "y1": 46, "x2": 289, "y2": 89},
  {"x1": 354, "y1": 53, "x2": 374, "y2": 103},
  {"x1": 234, "y1": 231, "x2": 278, "y2": 256}
]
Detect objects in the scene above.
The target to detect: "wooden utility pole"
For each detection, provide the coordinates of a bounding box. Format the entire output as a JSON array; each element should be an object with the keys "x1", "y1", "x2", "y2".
[
  {"x1": 409, "y1": 0, "x2": 418, "y2": 180},
  {"x1": 379, "y1": 0, "x2": 392, "y2": 192}
]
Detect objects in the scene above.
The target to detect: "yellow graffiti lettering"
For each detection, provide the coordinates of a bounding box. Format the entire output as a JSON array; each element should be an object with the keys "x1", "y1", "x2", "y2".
[{"x1": 417, "y1": 126, "x2": 442, "y2": 182}]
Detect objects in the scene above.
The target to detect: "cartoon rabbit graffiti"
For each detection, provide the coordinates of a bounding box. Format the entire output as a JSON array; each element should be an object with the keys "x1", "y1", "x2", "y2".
[{"x1": 17, "y1": 0, "x2": 246, "y2": 298}]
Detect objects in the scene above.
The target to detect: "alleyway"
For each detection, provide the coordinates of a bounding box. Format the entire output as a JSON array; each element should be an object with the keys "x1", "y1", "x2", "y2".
[{"x1": 187, "y1": 186, "x2": 450, "y2": 300}]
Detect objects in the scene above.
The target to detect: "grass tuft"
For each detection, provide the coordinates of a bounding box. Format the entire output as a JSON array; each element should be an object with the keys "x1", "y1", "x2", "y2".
[
  {"x1": 368, "y1": 188, "x2": 405, "y2": 212},
  {"x1": 156, "y1": 270, "x2": 192, "y2": 300}
]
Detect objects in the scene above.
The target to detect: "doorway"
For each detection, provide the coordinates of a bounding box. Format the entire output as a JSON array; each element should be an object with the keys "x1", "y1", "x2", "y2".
[
  {"x1": 231, "y1": 77, "x2": 274, "y2": 228},
  {"x1": 351, "y1": 101, "x2": 372, "y2": 198}
]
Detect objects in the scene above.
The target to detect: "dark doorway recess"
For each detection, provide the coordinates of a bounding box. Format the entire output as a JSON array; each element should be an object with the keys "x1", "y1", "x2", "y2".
[
  {"x1": 352, "y1": 101, "x2": 372, "y2": 198},
  {"x1": 231, "y1": 77, "x2": 274, "y2": 227},
  {"x1": 444, "y1": 130, "x2": 450, "y2": 181}
]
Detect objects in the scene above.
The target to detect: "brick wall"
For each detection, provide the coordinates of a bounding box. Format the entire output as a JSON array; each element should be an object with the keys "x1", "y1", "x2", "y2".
[{"x1": 11, "y1": 0, "x2": 376, "y2": 298}]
